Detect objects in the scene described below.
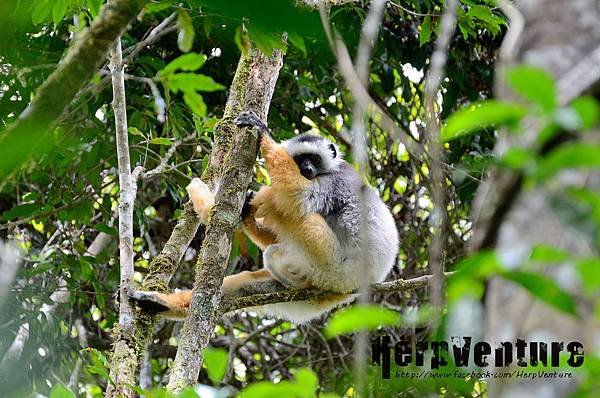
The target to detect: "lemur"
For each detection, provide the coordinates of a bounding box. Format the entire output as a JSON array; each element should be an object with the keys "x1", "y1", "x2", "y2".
[{"x1": 130, "y1": 111, "x2": 399, "y2": 323}]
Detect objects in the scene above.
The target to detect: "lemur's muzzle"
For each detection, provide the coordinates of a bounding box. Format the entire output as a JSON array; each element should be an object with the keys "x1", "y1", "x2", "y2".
[{"x1": 300, "y1": 161, "x2": 317, "y2": 180}]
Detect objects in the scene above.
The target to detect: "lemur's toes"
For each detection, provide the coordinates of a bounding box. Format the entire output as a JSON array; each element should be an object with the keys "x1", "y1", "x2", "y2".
[
  {"x1": 241, "y1": 191, "x2": 255, "y2": 219},
  {"x1": 129, "y1": 290, "x2": 171, "y2": 313}
]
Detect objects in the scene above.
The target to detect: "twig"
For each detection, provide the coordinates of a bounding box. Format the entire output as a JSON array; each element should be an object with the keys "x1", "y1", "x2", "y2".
[
  {"x1": 124, "y1": 74, "x2": 166, "y2": 122},
  {"x1": 348, "y1": 0, "x2": 387, "y2": 394},
  {"x1": 388, "y1": 1, "x2": 439, "y2": 17},
  {"x1": 122, "y1": 12, "x2": 177, "y2": 64},
  {"x1": 423, "y1": 0, "x2": 458, "y2": 310},
  {"x1": 318, "y1": 4, "x2": 423, "y2": 158}
]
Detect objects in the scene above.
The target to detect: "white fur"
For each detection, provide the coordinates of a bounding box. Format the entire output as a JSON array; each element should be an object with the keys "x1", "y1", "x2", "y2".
[{"x1": 282, "y1": 136, "x2": 344, "y2": 172}]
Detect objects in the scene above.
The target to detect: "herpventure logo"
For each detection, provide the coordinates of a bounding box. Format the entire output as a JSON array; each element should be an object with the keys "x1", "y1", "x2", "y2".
[{"x1": 372, "y1": 336, "x2": 584, "y2": 379}]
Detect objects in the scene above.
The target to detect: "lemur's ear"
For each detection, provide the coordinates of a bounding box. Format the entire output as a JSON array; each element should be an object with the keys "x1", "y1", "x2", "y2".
[{"x1": 328, "y1": 143, "x2": 337, "y2": 158}]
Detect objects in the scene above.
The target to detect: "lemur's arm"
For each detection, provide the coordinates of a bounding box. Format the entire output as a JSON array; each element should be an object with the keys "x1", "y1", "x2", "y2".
[{"x1": 235, "y1": 111, "x2": 309, "y2": 192}]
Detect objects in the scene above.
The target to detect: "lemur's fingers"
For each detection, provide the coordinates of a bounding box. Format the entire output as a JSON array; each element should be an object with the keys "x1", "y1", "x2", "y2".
[
  {"x1": 241, "y1": 191, "x2": 255, "y2": 220},
  {"x1": 186, "y1": 178, "x2": 214, "y2": 224},
  {"x1": 234, "y1": 111, "x2": 270, "y2": 137}
]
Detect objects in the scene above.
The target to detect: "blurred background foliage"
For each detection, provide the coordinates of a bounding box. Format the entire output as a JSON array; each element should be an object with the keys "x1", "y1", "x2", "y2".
[{"x1": 1, "y1": 0, "x2": 598, "y2": 397}]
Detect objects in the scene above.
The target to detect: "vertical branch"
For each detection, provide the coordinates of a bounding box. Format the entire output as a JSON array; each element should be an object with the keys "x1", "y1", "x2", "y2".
[
  {"x1": 423, "y1": 0, "x2": 458, "y2": 310},
  {"x1": 106, "y1": 37, "x2": 137, "y2": 398},
  {"x1": 166, "y1": 48, "x2": 284, "y2": 393},
  {"x1": 348, "y1": 0, "x2": 387, "y2": 394}
]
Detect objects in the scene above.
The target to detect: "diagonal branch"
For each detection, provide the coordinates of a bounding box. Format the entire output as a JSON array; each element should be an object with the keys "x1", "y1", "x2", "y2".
[{"x1": 0, "y1": 0, "x2": 149, "y2": 178}]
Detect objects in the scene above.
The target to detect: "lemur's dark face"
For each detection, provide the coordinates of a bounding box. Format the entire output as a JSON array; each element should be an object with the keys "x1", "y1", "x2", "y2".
[
  {"x1": 294, "y1": 153, "x2": 322, "y2": 180},
  {"x1": 286, "y1": 134, "x2": 338, "y2": 180}
]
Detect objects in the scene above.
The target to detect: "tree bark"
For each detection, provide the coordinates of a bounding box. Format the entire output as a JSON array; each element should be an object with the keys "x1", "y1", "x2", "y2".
[
  {"x1": 165, "y1": 48, "x2": 283, "y2": 393},
  {"x1": 0, "y1": 0, "x2": 148, "y2": 178}
]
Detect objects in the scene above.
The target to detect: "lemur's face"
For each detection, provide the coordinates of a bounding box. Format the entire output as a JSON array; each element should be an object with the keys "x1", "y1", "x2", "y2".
[
  {"x1": 284, "y1": 134, "x2": 341, "y2": 180},
  {"x1": 293, "y1": 153, "x2": 322, "y2": 180}
]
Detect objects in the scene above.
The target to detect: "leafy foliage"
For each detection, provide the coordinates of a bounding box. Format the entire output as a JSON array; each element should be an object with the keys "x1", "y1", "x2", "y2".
[{"x1": 4, "y1": 0, "x2": 598, "y2": 397}]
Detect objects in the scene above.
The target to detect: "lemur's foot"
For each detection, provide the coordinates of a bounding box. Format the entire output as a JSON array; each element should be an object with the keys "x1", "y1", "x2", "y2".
[
  {"x1": 186, "y1": 178, "x2": 214, "y2": 223},
  {"x1": 241, "y1": 191, "x2": 255, "y2": 219},
  {"x1": 129, "y1": 290, "x2": 171, "y2": 313},
  {"x1": 234, "y1": 111, "x2": 269, "y2": 135}
]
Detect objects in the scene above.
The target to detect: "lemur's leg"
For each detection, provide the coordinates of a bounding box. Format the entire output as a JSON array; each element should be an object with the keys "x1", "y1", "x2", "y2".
[
  {"x1": 186, "y1": 178, "x2": 214, "y2": 224},
  {"x1": 130, "y1": 269, "x2": 275, "y2": 318}
]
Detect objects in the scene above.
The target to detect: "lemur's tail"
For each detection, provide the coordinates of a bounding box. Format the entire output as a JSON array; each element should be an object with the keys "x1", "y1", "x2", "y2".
[{"x1": 251, "y1": 294, "x2": 357, "y2": 324}]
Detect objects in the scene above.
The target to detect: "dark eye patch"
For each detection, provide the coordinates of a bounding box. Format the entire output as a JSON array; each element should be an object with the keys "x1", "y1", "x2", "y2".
[{"x1": 309, "y1": 154, "x2": 322, "y2": 167}]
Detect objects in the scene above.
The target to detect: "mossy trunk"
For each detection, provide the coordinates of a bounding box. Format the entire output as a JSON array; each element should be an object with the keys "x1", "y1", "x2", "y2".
[{"x1": 132, "y1": 47, "x2": 283, "y2": 392}]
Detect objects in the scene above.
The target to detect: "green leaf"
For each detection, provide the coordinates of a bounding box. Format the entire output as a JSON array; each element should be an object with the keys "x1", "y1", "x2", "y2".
[
  {"x1": 577, "y1": 258, "x2": 600, "y2": 297},
  {"x1": 419, "y1": 16, "x2": 432, "y2": 46},
  {"x1": 52, "y1": 0, "x2": 68, "y2": 25},
  {"x1": 32, "y1": 0, "x2": 53, "y2": 24},
  {"x1": 502, "y1": 270, "x2": 576, "y2": 315},
  {"x1": 183, "y1": 91, "x2": 207, "y2": 117},
  {"x1": 535, "y1": 143, "x2": 600, "y2": 180},
  {"x1": 160, "y1": 53, "x2": 207, "y2": 76},
  {"x1": 570, "y1": 96, "x2": 600, "y2": 130},
  {"x1": 85, "y1": 0, "x2": 102, "y2": 18},
  {"x1": 506, "y1": 66, "x2": 556, "y2": 112},
  {"x1": 288, "y1": 32, "x2": 307, "y2": 57},
  {"x1": 324, "y1": 304, "x2": 400, "y2": 338},
  {"x1": 149, "y1": 137, "x2": 173, "y2": 146},
  {"x1": 442, "y1": 100, "x2": 526, "y2": 141},
  {"x1": 247, "y1": 24, "x2": 286, "y2": 55},
  {"x1": 85, "y1": 348, "x2": 112, "y2": 383},
  {"x1": 499, "y1": 147, "x2": 534, "y2": 170},
  {"x1": 530, "y1": 245, "x2": 569, "y2": 263},
  {"x1": 1, "y1": 203, "x2": 40, "y2": 221},
  {"x1": 239, "y1": 381, "x2": 297, "y2": 398},
  {"x1": 165, "y1": 73, "x2": 225, "y2": 93},
  {"x1": 177, "y1": 10, "x2": 195, "y2": 53},
  {"x1": 93, "y1": 223, "x2": 117, "y2": 236},
  {"x1": 49, "y1": 385, "x2": 76, "y2": 398},
  {"x1": 128, "y1": 126, "x2": 145, "y2": 137},
  {"x1": 203, "y1": 347, "x2": 228, "y2": 384},
  {"x1": 293, "y1": 368, "x2": 319, "y2": 398}
]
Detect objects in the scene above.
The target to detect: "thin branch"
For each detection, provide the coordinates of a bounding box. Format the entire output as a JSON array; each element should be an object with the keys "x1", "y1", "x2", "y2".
[
  {"x1": 388, "y1": 1, "x2": 439, "y2": 17},
  {"x1": 423, "y1": 0, "x2": 458, "y2": 310},
  {"x1": 105, "y1": 34, "x2": 137, "y2": 398},
  {"x1": 220, "y1": 272, "x2": 455, "y2": 314},
  {"x1": 318, "y1": 4, "x2": 423, "y2": 158},
  {"x1": 349, "y1": 0, "x2": 387, "y2": 394}
]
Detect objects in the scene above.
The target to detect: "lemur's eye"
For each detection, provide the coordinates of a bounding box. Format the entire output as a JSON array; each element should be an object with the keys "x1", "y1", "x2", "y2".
[{"x1": 310, "y1": 155, "x2": 321, "y2": 167}]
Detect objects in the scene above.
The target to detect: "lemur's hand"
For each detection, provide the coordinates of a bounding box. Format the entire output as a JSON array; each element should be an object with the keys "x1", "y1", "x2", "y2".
[
  {"x1": 241, "y1": 191, "x2": 255, "y2": 220},
  {"x1": 234, "y1": 111, "x2": 270, "y2": 137}
]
